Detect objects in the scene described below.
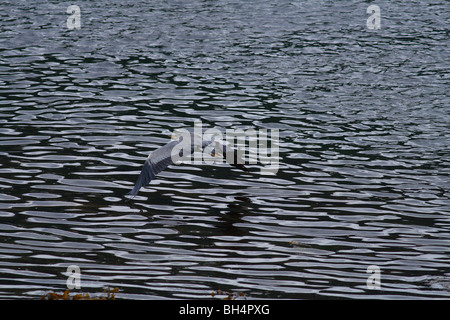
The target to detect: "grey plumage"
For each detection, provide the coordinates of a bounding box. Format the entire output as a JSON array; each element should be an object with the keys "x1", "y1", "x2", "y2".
[
  {"x1": 128, "y1": 131, "x2": 247, "y2": 197},
  {"x1": 128, "y1": 140, "x2": 179, "y2": 196}
]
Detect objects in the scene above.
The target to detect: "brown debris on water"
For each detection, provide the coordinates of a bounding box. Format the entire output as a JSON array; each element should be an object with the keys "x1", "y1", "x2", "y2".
[
  {"x1": 41, "y1": 287, "x2": 119, "y2": 300},
  {"x1": 211, "y1": 289, "x2": 246, "y2": 300}
]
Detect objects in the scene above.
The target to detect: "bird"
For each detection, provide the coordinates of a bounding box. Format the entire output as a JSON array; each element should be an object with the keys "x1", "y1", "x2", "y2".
[{"x1": 127, "y1": 128, "x2": 249, "y2": 197}]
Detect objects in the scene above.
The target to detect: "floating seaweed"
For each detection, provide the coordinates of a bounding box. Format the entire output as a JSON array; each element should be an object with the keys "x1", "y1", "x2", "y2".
[
  {"x1": 289, "y1": 240, "x2": 302, "y2": 247},
  {"x1": 41, "y1": 287, "x2": 119, "y2": 300},
  {"x1": 211, "y1": 289, "x2": 246, "y2": 300}
]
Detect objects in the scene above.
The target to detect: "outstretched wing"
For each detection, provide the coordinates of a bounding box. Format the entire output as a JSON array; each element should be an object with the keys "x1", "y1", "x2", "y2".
[{"x1": 128, "y1": 140, "x2": 179, "y2": 196}]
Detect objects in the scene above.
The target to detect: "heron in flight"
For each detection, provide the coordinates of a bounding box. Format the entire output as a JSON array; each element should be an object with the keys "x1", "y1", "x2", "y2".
[{"x1": 128, "y1": 129, "x2": 248, "y2": 196}]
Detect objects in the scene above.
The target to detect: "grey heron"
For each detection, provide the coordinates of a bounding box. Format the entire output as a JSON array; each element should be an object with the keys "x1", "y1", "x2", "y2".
[{"x1": 128, "y1": 129, "x2": 248, "y2": 197}]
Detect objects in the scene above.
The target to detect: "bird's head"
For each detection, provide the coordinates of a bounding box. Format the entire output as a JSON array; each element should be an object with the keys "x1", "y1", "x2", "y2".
[{"x1": 169, "y1": 131, "x2": 182, "y2": 141}]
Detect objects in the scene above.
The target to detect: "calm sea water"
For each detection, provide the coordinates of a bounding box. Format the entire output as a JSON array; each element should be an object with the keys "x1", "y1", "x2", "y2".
[{"x1": 0, "y1": 0, "x2": 449, "y2": 299}]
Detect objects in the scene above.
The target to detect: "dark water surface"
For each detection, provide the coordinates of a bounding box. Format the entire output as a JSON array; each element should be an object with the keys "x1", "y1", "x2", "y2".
[{"x1": 0, "y1": 0, "x2": 449, "y2": 299}]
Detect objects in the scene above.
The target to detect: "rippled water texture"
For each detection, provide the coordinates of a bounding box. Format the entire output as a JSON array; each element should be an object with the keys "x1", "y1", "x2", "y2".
[{"x1": 0, "y1": 0, "x2": 449, "y2": 299}]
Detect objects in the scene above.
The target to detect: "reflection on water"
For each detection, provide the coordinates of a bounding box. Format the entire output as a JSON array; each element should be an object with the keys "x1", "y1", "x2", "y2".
[{"x1": 0, "y1": 0, "x2": 449, "y2": 299}]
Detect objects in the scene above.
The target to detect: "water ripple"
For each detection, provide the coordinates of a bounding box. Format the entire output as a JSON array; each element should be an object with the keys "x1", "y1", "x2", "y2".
[{"x1": 0, "y1": 0, "x2": 449, "y2": 299}]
